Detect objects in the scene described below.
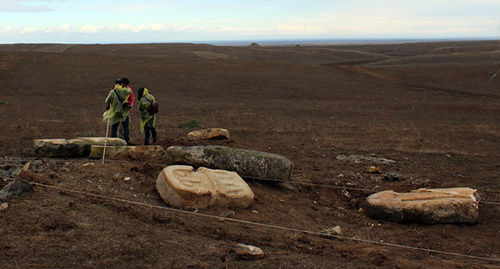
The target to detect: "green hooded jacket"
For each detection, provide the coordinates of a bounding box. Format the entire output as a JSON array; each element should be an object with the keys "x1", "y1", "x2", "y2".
[
  {"x1": 138, "y1": 89, "x2": 156, "y2": 133},
  {"x1": 103, "y1": 84, "x2": 132, "y2": 125}
]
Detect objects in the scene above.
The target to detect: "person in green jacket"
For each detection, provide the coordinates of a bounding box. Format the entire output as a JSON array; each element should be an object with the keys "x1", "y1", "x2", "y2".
[
  {"x1": 137, "y1": 87, "x2": 157, "y2": 145},
  {"x1": 103, "y1": 79, "x2": 132, "y2": 145}
]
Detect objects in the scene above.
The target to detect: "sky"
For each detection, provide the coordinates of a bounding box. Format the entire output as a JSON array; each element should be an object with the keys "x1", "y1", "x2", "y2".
[{"x1": 0, "y1": 0, "x2": 498, "y2": 44}]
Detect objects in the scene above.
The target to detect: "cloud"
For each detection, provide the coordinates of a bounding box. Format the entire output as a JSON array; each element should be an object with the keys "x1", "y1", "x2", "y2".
[
  {"x1": 0, "y1": 0, "x2": 64, "y2": 13},
  {"x1": 0, "y1": 23, "x2": 215, "y2": 37},
  {"x1": 20, "y1": 27, "x2": 39, "y2": 34},
  {"x1": 80, "y1": 25, "x2": 105, "y2": 34}
]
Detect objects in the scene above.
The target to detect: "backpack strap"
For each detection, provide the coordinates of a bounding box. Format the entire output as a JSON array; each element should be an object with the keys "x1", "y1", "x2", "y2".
[{"x1": 113, "y1": 89, "x2": 124, "y2": 103}]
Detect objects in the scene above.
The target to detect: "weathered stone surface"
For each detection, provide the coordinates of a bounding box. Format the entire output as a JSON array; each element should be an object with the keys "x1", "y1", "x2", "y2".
[
  {"x1": 77, "y1": 137, "x2": 127, "y2": 146},
  {"x1": 206, "y1": 167, "x2": 254, "y2": 208},
  {"x1": 89, "y1": 145, "x2": 165, "y2": 159},
  {"x1": 365, "y1": 187, "x2": 479, "y2": 224},
  {"x1": 234, "y1": 243, "x2": 264, "y2": 259},
  {"x1": 0, "y1": 180, "x2": 33, "y2": 201},
  {"x1": 156, "y1": 165, "x2": 254, "y2": 209},
  {"x1": 34, "y1": 138, "x2": 91, "y2": 158},
  {"x1": 157, "y1": 165, "x2": 213, "y2": 208},
  {"x1": 165, "y1": 145, "x2": 293, "y2": 181},
  {"x1": 187, "y1": 128, "x2": 230, "y2": 141},
  {"x1": 336, "y1": 154, "x2": 396, "y2": 164},
  {"x1": 34, "y1": 137, "x2": 126, "y2": 158}
]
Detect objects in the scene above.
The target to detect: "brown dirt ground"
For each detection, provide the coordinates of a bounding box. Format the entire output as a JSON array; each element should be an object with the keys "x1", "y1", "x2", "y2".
[{"x1": 0, "y1": 40, "x2": 499, "y2": 268}]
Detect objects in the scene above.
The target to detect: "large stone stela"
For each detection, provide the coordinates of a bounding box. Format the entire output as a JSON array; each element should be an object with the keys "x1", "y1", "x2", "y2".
[
  {"x1": 365, "y1": 187, "x2": 479, "y2": 224},
  {"x1": 156, "y1": 165, "x2": 254, "y2": 209}
]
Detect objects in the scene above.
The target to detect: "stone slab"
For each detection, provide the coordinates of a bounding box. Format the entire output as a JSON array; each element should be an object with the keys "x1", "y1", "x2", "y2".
[
  {"x1": 365, "y1": 187, "x2": 479, "y2": 224},
  {"x1": 77, "y1": 137, "x2": 127, "y2": 146},
  {"x1": 187, "y1": 128, "x2": 230, "y2": 141},
  {"x1": 156, "y1": 165, "x2": 254, "y2": 209},
  {"x1": 89, "y1": 145, "x2": 165, "y2": 159},
  {"x1": 34, "y1": 138, "x2": 90, "y2": 158},
  {"x1": 165, "y1": 145, "x2": 293, "y2": 181},
  {"x1": 34, "y1": 137, "x2": 127, "y2": 158}
]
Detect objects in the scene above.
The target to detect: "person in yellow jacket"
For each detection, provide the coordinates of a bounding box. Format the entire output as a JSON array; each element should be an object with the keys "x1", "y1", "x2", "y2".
[
  {"x1": 137, "y1": 87, "x2": 157, "y2": 145},
  {"x1": 103, "y1": 79, "x2": 132, "y2": 145}
]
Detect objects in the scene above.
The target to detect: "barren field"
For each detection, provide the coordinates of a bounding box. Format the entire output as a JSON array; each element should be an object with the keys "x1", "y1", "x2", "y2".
[{"x1": 0, "y1": 40, "x2": 499, "y2": 268}]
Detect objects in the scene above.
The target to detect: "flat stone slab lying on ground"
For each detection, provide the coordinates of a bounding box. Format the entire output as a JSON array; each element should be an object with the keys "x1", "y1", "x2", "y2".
[
  {"x1": 34, "y1": 137, "x2": 126, "y2": 158},
  {"x1": 89, "y1": 145, "x2": 165, "y2": 159},
  {"x1": 336, "y1": 154, "x2": 396, "y2": 164},
  {"x1": 187, "y1": 128, "x2": 230, "y2": 141},
  {"x1": 165, "y1": 145, "x2": 293, "y2": 181},
  {"x1": 365, "y1": 187, "x2": 479, "y2": 224},
  {"x1": 76, "y1": 137, "x2": 128, "y2": 146},
  {"x1": 156, "y1": 165, "x2": 254, "y2": 209}
]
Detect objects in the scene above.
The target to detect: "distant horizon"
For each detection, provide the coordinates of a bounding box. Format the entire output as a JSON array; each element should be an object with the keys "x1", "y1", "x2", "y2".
[{"x1": 2, "y1": 37, "x2": 498, "y2": 47}]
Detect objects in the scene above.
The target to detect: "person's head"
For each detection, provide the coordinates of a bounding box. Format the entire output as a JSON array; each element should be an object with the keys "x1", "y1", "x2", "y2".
[
  {"x1": 137, "y1": 87, "x2": 147, "y2": 100},
  {"x1": 120, "y1": 77, "x2": 130, "y2": 86}
]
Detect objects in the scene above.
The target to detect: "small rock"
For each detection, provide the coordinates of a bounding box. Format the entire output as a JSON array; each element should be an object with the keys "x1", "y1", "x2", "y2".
[
  {"x1": 383, "y1": 173, "x2": 401, "y2": 181},
  {"x1": 366, "y1": 166, "x2": 381, "y2": 173},
  {"x1": 0, "y1": 203, "x2": 8, "y2": 211},
  {"x1": 219, "y1": 210, "x2": 235, "y2": 218},
  {"x1": 0, "y1": 180, "x2": 33, "y2": 201},
  {"x1": 321, "y1": 225, "x2": 342, "y2": 236},
  {"x1": 21, "y1": 162, "x2": 30, "y2": 171},
  {"x1": 234, "y1": 243, "x2": 264, "y2": 259}
]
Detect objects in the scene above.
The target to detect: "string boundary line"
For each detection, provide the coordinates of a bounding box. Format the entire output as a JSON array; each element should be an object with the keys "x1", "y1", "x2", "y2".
[
  {"x1": 2, "y1": 175, "x2": 499, "y2": 205},
  {"x1": 28, "y1": 182, "x2": 500, "y2": 263}
]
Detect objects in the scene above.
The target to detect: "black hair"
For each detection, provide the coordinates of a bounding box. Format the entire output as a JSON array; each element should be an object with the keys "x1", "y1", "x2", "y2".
[
  {"x1": 137, "y1": 87, "x2": 145, "y2": 100},
  {"x1": 121, "y1": 77, "x2": 130, "y2": 85}
]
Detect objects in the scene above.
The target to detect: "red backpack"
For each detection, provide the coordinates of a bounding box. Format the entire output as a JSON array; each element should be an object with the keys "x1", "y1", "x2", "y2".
[{"x1": 149, "y1": 99, "x2": 159, "y2": 115}]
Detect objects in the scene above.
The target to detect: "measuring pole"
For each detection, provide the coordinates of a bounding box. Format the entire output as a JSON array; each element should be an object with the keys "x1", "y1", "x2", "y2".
[{"x1": 102, "y1": 116, "x2": 110, "y2": 164}]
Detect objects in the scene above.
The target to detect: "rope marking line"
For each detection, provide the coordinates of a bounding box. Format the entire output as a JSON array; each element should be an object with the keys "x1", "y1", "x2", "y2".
[
  {"x1": 2, "y1": 175, "x2": 499, "y2": 205},
  {"x1": 26, "y1": 181, "x2": 500, "y2": 263}
]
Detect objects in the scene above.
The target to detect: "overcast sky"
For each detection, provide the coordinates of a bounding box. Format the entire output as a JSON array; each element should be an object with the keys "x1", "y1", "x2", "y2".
[{"x1": 0, "y1": 0, "x2": 498, "y2": 44}]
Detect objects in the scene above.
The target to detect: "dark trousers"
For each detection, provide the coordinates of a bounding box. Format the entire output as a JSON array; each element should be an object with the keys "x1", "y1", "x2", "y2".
[
  {"x1": 111, "y1": 116, "x2": 130, "y2": 144},
  {"x1": 144, "y1": 126, "x2": 157, "y2": 145}
]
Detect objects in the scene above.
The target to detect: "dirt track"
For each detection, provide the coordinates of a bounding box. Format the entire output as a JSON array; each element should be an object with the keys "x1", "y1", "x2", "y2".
[{"x1": 0, "y1": 41, "x2": 499, "y2": 268}]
